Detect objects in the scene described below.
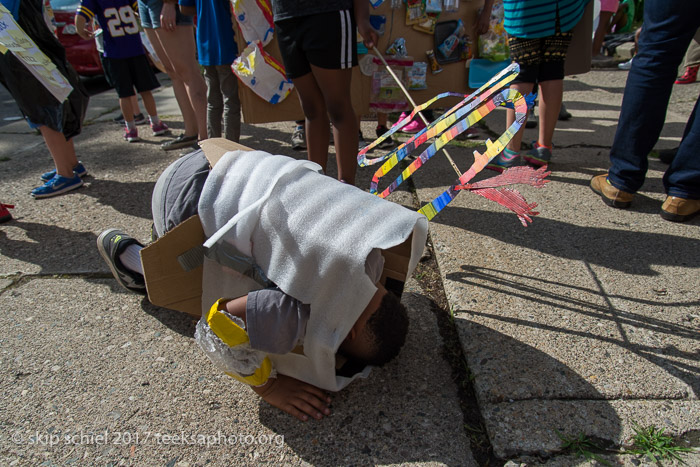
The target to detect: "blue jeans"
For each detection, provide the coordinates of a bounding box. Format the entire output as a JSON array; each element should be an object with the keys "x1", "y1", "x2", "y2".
[{"x1": 607, "y1": 0, "x2": 700, "y2": 199}]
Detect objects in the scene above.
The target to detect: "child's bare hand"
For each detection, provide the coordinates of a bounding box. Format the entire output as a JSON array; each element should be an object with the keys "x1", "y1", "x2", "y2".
[{"x1": 252, "y1": 375, "x2": 332, "y2": 421}]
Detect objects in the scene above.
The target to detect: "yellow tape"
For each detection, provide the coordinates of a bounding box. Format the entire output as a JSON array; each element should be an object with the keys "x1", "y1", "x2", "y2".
[{"x1": 206, "y1": 299, "x2": 272, "y2": 386}]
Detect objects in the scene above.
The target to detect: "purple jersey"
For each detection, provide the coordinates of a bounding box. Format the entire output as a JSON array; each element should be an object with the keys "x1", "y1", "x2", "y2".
[{"x1": 77, "y1": 0, "x2": 144, "y2": 58}]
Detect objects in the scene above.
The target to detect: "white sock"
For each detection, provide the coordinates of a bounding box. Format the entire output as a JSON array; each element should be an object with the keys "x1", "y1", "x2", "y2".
[
  {"x1": 119, "y1": 244, "x2": 144, "y2": 275},
  {"x1": 149, "y1": 115, "x2": 160, "y2": 126},
  {"x1": 125, "y1": 120, "x2": 136, "y2": 131}
]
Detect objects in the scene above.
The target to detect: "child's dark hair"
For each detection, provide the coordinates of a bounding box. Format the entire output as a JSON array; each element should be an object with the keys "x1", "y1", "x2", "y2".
[{"x1": 361, "y1": 291, "x2": 409, "y2": 367}]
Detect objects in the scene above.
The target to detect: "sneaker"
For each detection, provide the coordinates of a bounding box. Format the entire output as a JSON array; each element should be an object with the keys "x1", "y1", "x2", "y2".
[
  {"x1": 486, "y1": 149, "x2": 520, "y2": 173},
  {"x1": 0, "y1": 203, "x2": 14, "y2": 223},
  {"x1": 151, "y1": 121, "x2": 170, "y2": 136},
  {"x1": 523, "y1": 142, "x2": 552, "y2": 167},
  {"x1": 590, "y1": 174, "x2": 634, "y2": 209},
  {"x1": 291, "y1": 125, "x2": 306, "y2": 150},
  {"x1": 133, "y1": 113, "x2": 147, "y2": 125},
  {"x1": 675, "y1": 65, "x2": 698, "y2": 85},
  {"x1": 124, "y1": 127, "x2": 140, "y2": 142},
  {"x1": 40, "y1": 161, "x2": 88, "y2": 182},
  {"x1": 401, "y1": 117, "x2": 426, "y2": 134},
  {"x1": 31, "y1": 174, "x2": 83, "y2": 199},
  {"x1": 375, "y1": 125, "x2": 396, "y2": 149},
  {"x1": 391, "y1": 112, "x2": 408, "y2": 129},
  {"x1": 618, "y1": 58, "x2": 633, "y2": 70},
  {"x1": 161, "y1": 133, "x2": 198, "y2": 151},
  {"x1": 96, "y1": 229, "x2": 147, "y2": 293},
  {"x1": 559, "y1": 103, "x2": 572, "y2": 121},
  {"x1": 525, "y1": 106, "x2": 537, "y2": 129},
  {"x1": 114, "y1": 113, "x2": 146, "y2": 125},
  {"x1": 660, "y1": 196, "x2": 700, "y2": 222}
]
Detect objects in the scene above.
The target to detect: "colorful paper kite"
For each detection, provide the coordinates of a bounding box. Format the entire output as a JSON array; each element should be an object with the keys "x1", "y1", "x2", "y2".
[{"x1": 357, "y1": 63, "x2": 550, "y2": 226}]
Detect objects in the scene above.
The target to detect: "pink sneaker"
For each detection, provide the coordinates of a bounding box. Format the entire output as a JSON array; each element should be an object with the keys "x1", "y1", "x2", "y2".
[
  {"x1": 151, "y1": 121, "x2": 170, "y2": 136},
  {"x1": 401, "y1": 118, "x2": 426, "y2": 134},
  {"x1": 123, "y1": 128, "x2": 140, "y2": 142},
  {"x1": 392, "y1": 112, "x2": 408, "y2": 128}
]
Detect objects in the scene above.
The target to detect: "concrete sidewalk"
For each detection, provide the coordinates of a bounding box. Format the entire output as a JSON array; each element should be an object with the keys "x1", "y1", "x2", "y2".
[{"x1": 1, "y1": 69, "x2": 698, "y2": 466}]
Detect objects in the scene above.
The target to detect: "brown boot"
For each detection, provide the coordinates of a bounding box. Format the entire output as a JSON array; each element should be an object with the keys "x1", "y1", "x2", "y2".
[
  {"x1": 660, "y1": 196, "x2": 700, "y2": 222},
  {"x1": 590, "y1": 174, "x2": 634, "y2": 208}
]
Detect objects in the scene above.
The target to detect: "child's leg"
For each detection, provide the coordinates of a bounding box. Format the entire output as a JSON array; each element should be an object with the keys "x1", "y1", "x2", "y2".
[
  {"x1": 129, "y1": 94, "x2": 142, "y2": 116},
  {"x1": 144, "y1": 28, "x2": 198, "y2": 138},
  {"x1": 505, "y1": 81, "x2": 535, "y2": 153},
  {"x1": 537, "y1": 79, "x2": 563, "y2": 148},
  {"x1": 219, "y1": 65, "x2": 241, "y2": 142},
  {"x1": 139, "y1": 90, "x2": 158, "y2": 118},
  {"x1": 309, "y1": 65, "x2": 358, "y2": 185},
  {"x1": 38, "y1": 126, "x2": 79, "y2": 177},
  {"x1": 203, "y1": 65, "x2": 223, "y2": 138},
  {"x1": 292, "y1": 73, "x2": 332, "y2": 173},
  {"x1": 153, "y1": 26, "x2": 208, "y2": 140},
  {"x1": 119, "y1": 96, "x2": 135, "y2": 127},
  {"x1": 592, "y1": 10, "x2": 615, "y2": 55}
]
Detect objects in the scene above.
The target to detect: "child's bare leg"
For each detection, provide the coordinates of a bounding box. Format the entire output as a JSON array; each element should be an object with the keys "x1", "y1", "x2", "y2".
[
  {"x1": 593, "y1": 11, "x2": 614, "y2": 55},
  {"x1": 292, "y1": 72, "x2": 331, "y2": 173},
  {"x1": 119, "y1": 96, "x2": 135, "y2": 123},
  {"x1": 153, "y1": 26, "x2": 208, "y2": 140},
  {"x1": 505, "y1": 82, "x2": 535, "y2": 153},
  {"x1": 129, "y1": 94, "x2": 141, "y2": 116},
  {"x1": 310, "y1": 65, "x2": 357, "y2": 184},
  {"x1": 144, "y1": 28, "x2": 198, "y2": 137},
  {"x1": 139, "y1": 90, "x2": 158, "y2": 117},
  {"x1": 39, "y1": 126, "x2": 79, "y2": 177},
  {"x1": 537, "y1": 79, "x2": 563, "y2": 148}
]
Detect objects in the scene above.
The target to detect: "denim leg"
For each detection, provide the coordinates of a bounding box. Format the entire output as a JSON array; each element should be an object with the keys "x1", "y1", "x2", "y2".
[
  {"x1": 203, "y1": 65, "x2": 223, "y2": 139},
  {"x1": 665, "y1": 98, "x2": 700, "y2": 198},
  {"x1": 607, "y1": 0, "x2": 700, "y2": 194},
  {"x1": 217, "y1": 65, "x2": 241, "y2": 142}
]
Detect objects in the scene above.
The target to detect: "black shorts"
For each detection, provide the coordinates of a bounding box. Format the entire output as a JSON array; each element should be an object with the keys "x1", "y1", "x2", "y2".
[
  {"x1": 102, "y1": 54, "x2": 160, "y2": 98},
  {"x1": 508, "y1": 32, "x2": 572, "y2": 84},
  {"x1": 274, "y1": 9, "x2": 358, "y2": 79}
]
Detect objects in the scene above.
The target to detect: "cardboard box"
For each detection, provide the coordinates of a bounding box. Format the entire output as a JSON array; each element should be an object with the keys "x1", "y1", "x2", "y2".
[
  {"x1": 235, "y1": 2, "x2": 484, "y2": 123},
  {"x1": 140, "y1": 138, "x2": 415, "y2": 316}
]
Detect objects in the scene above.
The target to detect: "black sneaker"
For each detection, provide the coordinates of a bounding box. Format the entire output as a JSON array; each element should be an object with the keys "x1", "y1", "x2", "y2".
[
  {"x1": 96, "y1": 229, "x2": 147, "y2": 293},
  {"x1": 133, "y1": 113, "x2": 147, "y2": 125},
  {"x1": 375, "y1": 125, "x2": 396, "y2": 149},
  {"x1": 161, "y1": 133, "x2": 198, "y2": 151}
]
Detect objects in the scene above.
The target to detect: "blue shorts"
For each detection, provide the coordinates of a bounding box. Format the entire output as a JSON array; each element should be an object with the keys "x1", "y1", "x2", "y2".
[{"x1": 138, "y1": 0, "x2": 193, "y2": 29}]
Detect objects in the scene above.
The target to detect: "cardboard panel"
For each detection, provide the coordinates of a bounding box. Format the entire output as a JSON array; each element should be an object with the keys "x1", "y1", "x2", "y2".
[
  {"x1": 235, "y1": 2, "x2": 484, "y2": 123},
  {"x1": 141, "y1": 215, "x2": 206, "y2": 317}
]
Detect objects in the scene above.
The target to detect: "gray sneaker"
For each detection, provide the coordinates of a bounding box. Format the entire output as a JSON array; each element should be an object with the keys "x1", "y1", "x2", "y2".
[
  {"x1": 161, "y1": 133, "x2": 198, "y2": 151},
  {"x1": 523, "y1": 143, "x2": 552, "y2": 167},
  {"x1": 291, "y1": 125, "x2": 306, "y2": 150}
]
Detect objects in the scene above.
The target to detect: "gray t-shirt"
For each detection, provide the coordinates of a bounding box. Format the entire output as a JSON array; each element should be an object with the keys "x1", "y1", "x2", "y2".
[
  {"x1": 271, "y1": 0, "x2": 353, "y2": 22},
  {"x1": 246, "y1": 248, "x2": 385, "y2": 354}
]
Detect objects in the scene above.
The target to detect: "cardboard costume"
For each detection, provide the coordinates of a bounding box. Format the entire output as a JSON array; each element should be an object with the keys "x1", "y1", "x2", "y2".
[{"x1": 142, "y1": 139, "x2": 428, "y2": 392}]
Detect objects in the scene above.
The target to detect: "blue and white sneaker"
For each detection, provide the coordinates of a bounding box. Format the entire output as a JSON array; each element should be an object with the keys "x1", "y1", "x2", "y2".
[
  {"x1": 31, "y1": 174, "x2": 83, "y2": 199},
  {"x1": 40, "y1": 161, "x2": 88, "y2": 182},
  {"x1": 486, "y1": 148, "x2": 520, "y2": 173}
]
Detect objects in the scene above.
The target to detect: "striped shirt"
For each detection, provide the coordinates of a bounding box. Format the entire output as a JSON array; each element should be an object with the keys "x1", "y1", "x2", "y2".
[{"x1": 503, "y1": 0, "x2": 589, "y2": 38}]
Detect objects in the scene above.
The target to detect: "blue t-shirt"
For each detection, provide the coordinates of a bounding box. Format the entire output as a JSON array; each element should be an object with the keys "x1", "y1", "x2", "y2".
[
  {"x1": 503, "y1": 0, "x2": 588, "y2": 38},
  {"x1": 1, "y1": 0, "x2": 20, "y2": 19},
  {"x1": 77, "y1": 0, "x2": 145, "y2": 58},
  {"x1": 179, "y1": 0, "x2": 237, "y2": 66}
]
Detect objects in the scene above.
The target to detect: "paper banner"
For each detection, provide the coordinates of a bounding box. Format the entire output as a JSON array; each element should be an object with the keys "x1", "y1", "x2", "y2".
[
  {"x1": 358, "y1": 62, "x2": 549, "y2": 223},
  {"x1": 0, "y1": 4, "x2": 73, "y2": 102}
]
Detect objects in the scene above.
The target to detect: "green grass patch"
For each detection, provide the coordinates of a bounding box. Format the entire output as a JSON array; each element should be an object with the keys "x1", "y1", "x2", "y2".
[{"x1": 628, "y1": 423, "x2": 695, "y2": 464}]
